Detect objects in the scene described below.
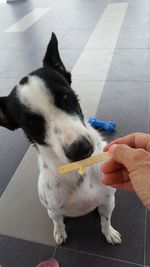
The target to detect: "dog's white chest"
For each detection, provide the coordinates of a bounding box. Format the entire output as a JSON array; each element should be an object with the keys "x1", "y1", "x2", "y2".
[{"x1": 38, "y1": 164, "x2": 112, "y2": 217}]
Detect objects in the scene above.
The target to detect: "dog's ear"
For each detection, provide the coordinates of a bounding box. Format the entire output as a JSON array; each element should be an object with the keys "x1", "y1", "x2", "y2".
[
  {"x1": 43, "y1": 32, "x2": 71, "y2": 84},
  {"x1": 0, "y1": 96, "x2": 19, "y2": 130}
]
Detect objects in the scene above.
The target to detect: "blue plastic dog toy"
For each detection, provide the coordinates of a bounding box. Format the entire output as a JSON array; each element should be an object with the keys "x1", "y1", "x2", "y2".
[{"x1": 88, "y1": 117, "x2": 116, "y2": 132}]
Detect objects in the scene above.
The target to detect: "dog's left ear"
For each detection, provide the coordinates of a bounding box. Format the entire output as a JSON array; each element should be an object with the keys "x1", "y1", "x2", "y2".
[
  {"x1": 0, "y1": 96, "x2": 19, "y2": 130},
  {"x1": 43, "y1": 32, "x2": 71, "y2": 85}
]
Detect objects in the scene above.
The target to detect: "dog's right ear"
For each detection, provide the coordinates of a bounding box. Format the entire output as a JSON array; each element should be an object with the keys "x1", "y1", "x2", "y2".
[
  {"x1": 43, "y1": 32, "x2": 71, "y2": 84},
  {"x1": 0, "y1": 96, "x2": 19, "y2": 130}
]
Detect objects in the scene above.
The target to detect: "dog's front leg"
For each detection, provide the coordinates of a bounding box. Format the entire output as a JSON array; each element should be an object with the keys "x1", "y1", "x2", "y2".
[
  {"x1": 98, "y1": 193, "x2": 121, "y2": 245},
  {"x1": 47, "y1": 210, "x2": 67, "y2": 245}
]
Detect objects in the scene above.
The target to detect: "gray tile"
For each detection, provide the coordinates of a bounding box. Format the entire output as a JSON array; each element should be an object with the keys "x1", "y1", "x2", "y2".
[
  {"x1": 0, "y1": 3, "x2": 33, "y2": 32},
  {"x1": 0, "y1": 78, "x2": 18, "y2": 95},
  {"x1": 117, "y1": 28, "x2": 150, "y2": 49},
  {"x1": 71, "y1": 12, "x2": 103, "y2": 29},
  {"x1": 0, "y1": 128, "x2": 29, "y2": 196},
  {"x1": 26, "y1": 30, "x2": 68, "y2": 50},
  {"x1": 0, "y1": 31, "x2": 61, "y2": 51},
  {"x1": 146, "y1": 211, "x2": 150, "y2": 265},
  {"x1": 60, "y1": 49, "x2": 82, "y2": 71},
  {"x1": 96, "y1": 81, "x2": 149, "y2": 138},
  {"x1": 107, "y1": 49, "x2": 150, "y2": 82},
  {"x1": 0, "y1": 234, "x2": 55, "y2": 267},
  {"x1": 60, "y1": 29, "x2": 93, "y2": 49},
  {"x1": 0, "y1": 50, "x2": 36, "y2": 79},
  {"x1": 0, "y1": 46, "x2": 81, "y2": 79},
  {"x1": 28, "y1": 8, "x2": 75, "y2": 31},
  {"x1": 62, "y1": 191, "x2": 145, "y2": 264},
  {"x1": 122, "y1": 0, "x2": 150, "y2": 28},
  {"x1": 0, "y1": 49, "x2": 44, "y2": 79},
  {"x1": 55, "y1": 246, "x2": 144, "y2": 267}
]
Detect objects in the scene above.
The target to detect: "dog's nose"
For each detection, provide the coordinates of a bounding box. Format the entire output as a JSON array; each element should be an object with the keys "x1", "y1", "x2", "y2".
[{"x1": 64, "y1": 137, "x2": 94, "y2": 162}]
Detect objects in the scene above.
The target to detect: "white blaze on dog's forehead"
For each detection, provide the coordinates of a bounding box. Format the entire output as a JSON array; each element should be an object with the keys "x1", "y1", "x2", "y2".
[{"x1": 17, "y1": 75, "x2": 54, "y2": 115}]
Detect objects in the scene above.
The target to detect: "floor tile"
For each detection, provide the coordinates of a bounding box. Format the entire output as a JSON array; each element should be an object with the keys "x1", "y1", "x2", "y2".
[
  {"x1": 62, "y1": 191, "x2": 145, "y2": 264},
  {"x1": 0, "y1": 128, "x2": 29, "y2": 197},
  {"x1": 5, "y1": 8, "x2": 51, "y2": 32},
  {"x1": 0, "y1": 146, "x2": 56, "y2": 246},
  {"x1": 0, "y1": 234, "x2": 55, "y2": 267},
  {"x1": 85, "y1": 28, "x2": 123, "y2": 49},
  {"x1": 95, "y1": 2, "x2": 128, "y2": 29},
  {"x1": 72, "y1": 49, "x2": 114, "y2": 80},
  {"x1": 122, "y1": 0, "x2": 150, "y2": 28},
  {"x1": 116, "y1": 27, "x2": 150, "y2": 49},
  {"x1": 60, "y1": 49, "x2": 82, "y2": 71},
  {"x1": 27, "y1": 30, "x2": 68, "y2": 49},
  {"x1": 71, "y1": 13, "x2": 102, "y2": 29},
  {"x1": 108, "y1": 49, "x2": 150, "y2": 82},
  {"x1": 29, "y1": 8, "x2": 75, "y2": 31},
  {"x1": 55, "y1": 246, "x2": 144, "y2": 267},
  {"x1": 0, "y1": 30, "x2": 67, "y2": 51},
  {"x1": 96, "y1": 81, "x2": 149, "y2": 138},
  {"x1": 72, "y1": 80, "x2": 105, "y2": 118},
  {"x1": 0, "y1": 45, "x2": 80, "y2": 80},
  {"x1": 146, "y1": 211, "x2": 150, "y2": 266},
  {"x1": 0, "y1": 32, "x2": 34, "y2": 51},
  {"x1": 60, "y1": 29, "x2": 93, "y2": 49},
  {"x1": 0, "y1": 78, "x2": 18, "y2": 95},
  {"x1": 0, "y1": 49, "x2": 41, "y2": 78},
  {"x1": 0, "y1": 3, "x2": 33, "y2": 31}
]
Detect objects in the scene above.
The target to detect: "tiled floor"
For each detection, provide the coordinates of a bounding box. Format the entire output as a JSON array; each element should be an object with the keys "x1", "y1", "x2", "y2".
[{"x1": 0, "y1": 0, "x2": 150, "y2": 266}]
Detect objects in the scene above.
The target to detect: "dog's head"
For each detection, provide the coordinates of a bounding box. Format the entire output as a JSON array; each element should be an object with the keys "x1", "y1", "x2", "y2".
[{"x1": 0, "y1": 33, "x2": 96, "y2": 162}]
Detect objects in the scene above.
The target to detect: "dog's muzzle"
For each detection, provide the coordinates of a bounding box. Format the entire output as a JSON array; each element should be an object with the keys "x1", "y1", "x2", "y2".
[{"x1": 64, "y1": 136, "x2": 94, "y2": 162}]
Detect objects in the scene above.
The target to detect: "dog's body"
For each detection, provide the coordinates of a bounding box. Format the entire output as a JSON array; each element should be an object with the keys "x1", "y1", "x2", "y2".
[{"x1": 0, "y1": 33, "x2": 121, "y2": 245}]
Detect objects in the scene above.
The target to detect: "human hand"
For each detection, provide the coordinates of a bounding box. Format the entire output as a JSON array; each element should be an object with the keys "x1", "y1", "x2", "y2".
[{"x1": 101, "y1": 132, "x2": 150, "y2": 210}]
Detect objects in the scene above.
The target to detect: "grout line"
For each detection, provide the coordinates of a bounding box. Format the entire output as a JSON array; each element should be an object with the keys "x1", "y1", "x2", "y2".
[
  {"x1": 72, "y1": 79, "x2": 150, "y2": 83},
  {"x1": 58, "y1": 245, "x2": 144, "y2": 267},
  {"x1": 60, "y1": 48, "x2": 150, "y2": 50}
]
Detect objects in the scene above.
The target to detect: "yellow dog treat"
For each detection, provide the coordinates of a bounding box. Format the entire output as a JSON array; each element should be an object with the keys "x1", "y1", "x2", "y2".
[{"x1": 58, "y1": 151, "x2": 111, "y2": 175}]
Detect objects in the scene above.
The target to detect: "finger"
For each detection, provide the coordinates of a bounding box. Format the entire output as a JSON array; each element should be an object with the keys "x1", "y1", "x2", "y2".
[
  {"x1": 108, "y1": 144, "x2": 149, "y2": 172},
  {"x1": 101, "y1": 159, "x2": 123, "y2": 174},
  {"x1": 102, "y1": 168, "x2": 130, "y2": 185},
  {"x1": 111, "y1": 181, "x2": 134, "y2": 192},
  {"x1": 103, "y1": 132, "x2": 150, "y2": 152}
]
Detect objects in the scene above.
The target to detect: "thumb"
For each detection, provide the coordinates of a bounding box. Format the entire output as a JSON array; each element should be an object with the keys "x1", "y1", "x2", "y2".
[{"x1": 108, "y1": 144, "x2": 147, "y2": 171}]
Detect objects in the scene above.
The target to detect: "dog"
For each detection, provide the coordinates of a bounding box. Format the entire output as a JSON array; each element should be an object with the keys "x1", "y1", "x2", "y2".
[{"x1": 0, "y1": 33, "x2": 121, "y2": 245}]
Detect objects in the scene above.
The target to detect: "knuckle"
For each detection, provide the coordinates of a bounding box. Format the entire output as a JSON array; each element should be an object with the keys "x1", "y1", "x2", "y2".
[{"x1": 130, "y1": 148, "x2": 150, "y2": 167}]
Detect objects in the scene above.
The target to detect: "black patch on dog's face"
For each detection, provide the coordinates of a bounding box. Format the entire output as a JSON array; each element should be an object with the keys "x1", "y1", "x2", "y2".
[
  {"x1": 5, "y1": 87, "x2": 46, "y2": 145},
  {"x1": 30, "y1": 68, "x2": 84, "y2": 120}
]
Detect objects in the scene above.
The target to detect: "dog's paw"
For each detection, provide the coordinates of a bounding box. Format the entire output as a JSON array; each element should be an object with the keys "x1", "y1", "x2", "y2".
[
  {"x1": 54, "y1": 228, "x2": 67, "y2": 245},
  {"x1": 105, "y1": 226, "x2": 121, "y2": 245}
]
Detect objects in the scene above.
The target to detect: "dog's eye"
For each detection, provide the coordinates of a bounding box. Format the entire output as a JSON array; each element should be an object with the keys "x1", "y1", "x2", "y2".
[{"x1": 61, "y1": 94, "x2": 69, "y2": 107}]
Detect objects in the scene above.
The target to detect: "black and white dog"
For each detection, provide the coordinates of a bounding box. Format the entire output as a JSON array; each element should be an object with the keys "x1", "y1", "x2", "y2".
[{"x1": 0, "y1": 33, "x2": 121, "y2": 245}]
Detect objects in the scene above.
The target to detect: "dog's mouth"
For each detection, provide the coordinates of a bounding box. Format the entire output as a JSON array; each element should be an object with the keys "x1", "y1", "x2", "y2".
[{"x1": 69, "y1": 148, "x2": 93, "y2": 163}]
